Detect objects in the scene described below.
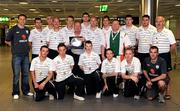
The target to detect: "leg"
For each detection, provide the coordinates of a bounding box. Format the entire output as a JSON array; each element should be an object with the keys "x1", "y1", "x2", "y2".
[
  {"x1": 12, "y1": 55, "x2": 21, "y2": 95},
  {"x1": 55, "y1": 81, "x2": 66, "y2": 99},
  {"x1": 45, "y1": 81, "x2": 57, "y2": 99},
  {"x1": 21, "y1": 56, "x2": 30, "y2": 95}
]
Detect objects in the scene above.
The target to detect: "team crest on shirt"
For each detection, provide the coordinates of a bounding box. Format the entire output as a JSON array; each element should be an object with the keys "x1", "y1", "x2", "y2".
[
  {"x1": 147, "y1": 64, "x2": 150, "y2": 66},
  {"x1": 16, "y1": 31, "x2": 20, "y2": 34},
  {"x1": 26, "y1": 30, "x2": 29, "y2": 34},
  {"x1": 156, "y1": 65, "x2": 159, "y2": 69}
]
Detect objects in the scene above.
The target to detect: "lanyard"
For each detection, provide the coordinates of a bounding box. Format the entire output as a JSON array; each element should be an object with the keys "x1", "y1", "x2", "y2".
[{"x1": 111, "y1": 31, "x2": 120, "y2": 41}]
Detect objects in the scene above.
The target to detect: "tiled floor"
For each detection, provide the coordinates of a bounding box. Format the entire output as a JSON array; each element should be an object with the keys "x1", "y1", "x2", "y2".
[{"x1": 0, "y1": 46, "x2": 180, "y2": 111}]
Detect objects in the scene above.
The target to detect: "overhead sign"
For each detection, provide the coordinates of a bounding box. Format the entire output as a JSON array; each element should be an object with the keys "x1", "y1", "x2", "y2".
[
  {"x1": 0, "y1": 16, "x2": 9, "y2": 22},
  {"x1": 100, "y1": 4, "x2": 108, "y2": 12}
]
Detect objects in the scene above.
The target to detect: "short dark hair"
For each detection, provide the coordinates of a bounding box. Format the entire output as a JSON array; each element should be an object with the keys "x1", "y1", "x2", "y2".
[
  {"x1": 103, "y1": 15, "x2": 110, "y2": 21},
  {"x1": 106, "y1": 48, "x2": 114, "y2": 54},
  {"x1": 57, "y1": 43, "x2": 67, "y2": 50},
  {"x1": 40, "y1": 45, "x2": 49, "y2": 51},
  {"x1": 150, "y1": 46, "x2": 159, "y2": 53},
  {"x1": 67, "y1": 15, "x2": 74, "y2": 21},
  {"x1": 125, "y1": 47, "x2": 135, "y2": 54},
  {"x1": 34, "y1": 17, "x2": 42, "y2": 23},
  {"x1": 82, "y1": 12, "x2": 89, "y2": 17},
  {"x1": 142, "y1": 15, "x2": 150, "y2": 19},
  {"x1": 85, "y1": 40, "x2": 92, "y2": 45},
  {"x1": 125, "y1": 15, "x2": 133, "y2": 19},
  {"x1": 18, "y1": 14, "x2": 27, "y2": 19},
  {"x1": 112, "y1": 19, "x2": 120, "y2": 24}
]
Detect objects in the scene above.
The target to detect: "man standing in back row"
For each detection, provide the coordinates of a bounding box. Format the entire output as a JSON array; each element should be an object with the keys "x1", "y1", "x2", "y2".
[{"x1": 5, "y1": 14, "x2": 33, "y2": 99}]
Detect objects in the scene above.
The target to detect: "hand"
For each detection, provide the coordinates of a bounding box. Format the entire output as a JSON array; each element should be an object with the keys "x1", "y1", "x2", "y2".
[
  {"x1": 101, "y1": 55, "x2": 105, "y2": 60},
  {"x1": 34, "y1": 82, "x2": 39, "y2": 89},
  {"x1": 39, "y1": 82, "x2": 45, "y2": 90},
  {"x1": 103, "y1": 84, "x2": 108, "y2": 92},
  {"x1": 130, "y1": 76, "x2": 138, "y2": 83},
  {"x1": 146, "y1": 81, "x2": 152, "y2": 88}
]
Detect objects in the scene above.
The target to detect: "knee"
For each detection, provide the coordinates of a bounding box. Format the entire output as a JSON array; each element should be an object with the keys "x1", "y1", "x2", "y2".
[{"x1": 158, "y1": 80, "x2": 166, "y2": 88}]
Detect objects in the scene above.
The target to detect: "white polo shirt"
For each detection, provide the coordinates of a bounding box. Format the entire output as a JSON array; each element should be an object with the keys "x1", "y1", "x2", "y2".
[
  {"x1": 120, "y1": 25, "x2": 138, "y2": 46},
  {"x1": 121, "y1": 57, "x2": 141, "y2": 75},
  {"x1": 29, "y1": 28, "x2": 47, "y2": 54},
  {"x1": 78, "y1": 51, "x2": 101, "y2": 74},
  {"x1": 85, "y1": 27, "x2": 105, "y2": 54},
  {"x1": 152, "y1": 27, "x2": 176, "y2": 53},
  {"x1": 42, "y1": 26, "x2": 53, "y2": 37},
  {"x1": 81, "y1": 23, "x2": 90, "y2": 32},
  {"x1": 106, "y1": 30, "x2": 131, "y2": 55},
  {"x1": 53, "y1": 55, "x2": 74, "y2": 82},
  {"x1": 46, "y1": 29, "x2": 66, "y2": 50},
  {"x1": 61, "y1": 26, "x2": 74, "y2": 45},
  {"x1": 102, "y1": 26, "x2": 112, "y2": 48},
  {"x1": 136, "y1": 25, "x2": 156, "y2": 53},
  {"x1": 30, "y1": 57, "x2": 54, "y2": 82},
  {"x1": 101, "y1": 58, "x2": 120, "y2": 74}
]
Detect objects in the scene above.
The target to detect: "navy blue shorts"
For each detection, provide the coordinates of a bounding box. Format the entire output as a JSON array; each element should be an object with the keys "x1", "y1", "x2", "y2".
[{"x1": 159, "y1": 52, "x2": 172, "y2": 72}]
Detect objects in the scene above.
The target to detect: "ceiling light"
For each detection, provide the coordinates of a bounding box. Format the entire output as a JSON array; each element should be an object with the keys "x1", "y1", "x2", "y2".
[
  {"x1": 55, "y1": 9, "x2": 61, "y2": 12},
  {"x1": 175, "y1": 4, "x2": 180, "y2": 6},
  {"x1": 19, "y1": 2, "x2": 28, "y2": 5},
  {"x1": 94, "y1": 5, "x2": 99, "y2": 8},
  {"x1": 33, "y1": 11, "x2": 40, "y2": 13},
  {"x1": 29, "y1": 9, "x2": 36, "y2": 11},
  {"x1": 128, "y1": 8, "x2": 135, "y2": 10},
  {"x1": 3, "y1": 9, "x2": 9, "y2": 11},
  {"x1": 52, "y1": 0, "x2": 57, "y2": 2},
  {"x1": 39, "y1": 15, "x2": 44, "y2": 17},
  {"x1": 117, "y1": 0, "x2": 123, "y2": 2}
]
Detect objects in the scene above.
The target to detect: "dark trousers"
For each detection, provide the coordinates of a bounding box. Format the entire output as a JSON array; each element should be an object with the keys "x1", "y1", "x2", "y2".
[
  {"x1": 54, "y1": 75, "x2": 84, "y2": 99},
  {"x1": 48, "y1": 49, "x2": 59, "y2": 59},
  {"x1": 84, "y1": 71, "x2": 101, "y2": 95},
  {"x1": 124, "y1": 80, "x2": 139, "y2": 97},
  {"x1": 103, "y1": 76, "x2": 119, "y2": 96},
  {"x1": 33, "y1": 79, "x2": 57, "y2": 101}
]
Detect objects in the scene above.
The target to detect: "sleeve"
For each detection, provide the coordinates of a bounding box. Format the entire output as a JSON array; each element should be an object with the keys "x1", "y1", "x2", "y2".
[
  {"x1": 96, "y1": 54, "x2": 101, "y2": 64},
  {"x1": 101, "y1": 60, "x2": 106, "y2": 73},
  {"x1": 167, "y1": 30, "x2": 176, "y2": 45},
  {"x1": 52, "y1": 59, "x2": 56, "y2": 71},
  {"x1": 134, "y1": 58, "x2": 141, "y2": 73},
  {"x1": 70, "y1": 56, "x2": 74, "y2": 66},
  {"x1": 30, "y1": 59, "x2": 35, "y2": 71},
  {"x1": 115, "y1": 59, "x2": 120, "y2": 73},
  {"x1": 49, "y1": 60, "x2": 55, "y2": 71},
  {"x1": 78, "y1": 54, "x2": 83, "y2": 66},
  {"x1": 100, "y1": 29, "x2": 105, "y2": 46},
  {"x1": 120, "y1": 60, "x2": 126, "y2": 74},
  {"x1": 28, "y1": 30, "x2": 33, "y2": 42},
  {"x1": 123, "y1": 32, "x2": 131, "y2": 47},
  {"x1": 136, "y1": 28, "x2": 140, "y2": 40},
  {"x1": 160, "y1": 59, "x2": 167, "y2": 74},
  {"x1": 5, "y1": 28, "x2": 13, "y2": 41}
]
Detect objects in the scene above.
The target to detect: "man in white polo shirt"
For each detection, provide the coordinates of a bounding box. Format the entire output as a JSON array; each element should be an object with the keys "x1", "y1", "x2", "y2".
[
  {"x1": 136, "y1": 15, "x2": 156, "y2": 64},
  {"x1": 53, "y1": 43, "x2": 85, "y2": 101},
  {"x1": 101, "y1": 48, "x2": 120, "y2": 98},
  {"x1": 43, "y1": 16, "x2": 53, "y2": 36},
  {"x1": 30, "y1": 45, "x2": 57, "y2": 101},
  {"x1": 152, "y1": 16, "x2": 176, "y2": 100},
  {"x1": 121, "y1": 15, "x2": 138, "y2": 49},
  {"x1": 81, "y1": 12, "x2": 90, "y2": 33},
  {"x1": 29, "y1": 18, "x2": 47, "y2": 59},
  {"x1": 78, "y1": 40, "x2": 102, "y2": 98},
  {"x1": 86, "y1": 16, "x2": 105, "y2": 60},
  {"x1": 46, "y1": 17, "x2": 66, "y2": 59}
]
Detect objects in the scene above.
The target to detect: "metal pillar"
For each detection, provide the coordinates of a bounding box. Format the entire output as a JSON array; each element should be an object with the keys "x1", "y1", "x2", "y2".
[{"x1": 139, "y1": 0, "x2": 159, "y2": 26}]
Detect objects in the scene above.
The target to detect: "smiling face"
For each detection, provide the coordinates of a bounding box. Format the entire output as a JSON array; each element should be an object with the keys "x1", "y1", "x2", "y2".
[
  {"x1": 106, "y1": 50, "x2": 114, "y2": 60},
  {"x1": 142, "y1": 17, "x2": 150, "y2": 27},
  {"x1": 112, "y1": 20, "x2": 120, "y2": 32},
  {"x1": 53, "y1": 17, "x2": 60, "y2": 29},
  {"x1": 18, "y1": 15, "x2": 26, "y2": 26},
  {"x1": 40, "y1": 47, "x2": 49, "y2": 58},
  {"x1": 125, "y1": 17, "x2": 133, "y2": 26},
  {"x1": 125, "y1": 49, "x2": 134, "y2": 61},
  {"x1": 155, "y1": 16, "x2": 165, "y2": 30}
]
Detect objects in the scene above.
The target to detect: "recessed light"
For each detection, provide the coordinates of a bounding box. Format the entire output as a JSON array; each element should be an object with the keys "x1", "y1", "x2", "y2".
[
  {"x1": 33, "y1": 11, "x2": 40, "y2": 13},
  {"x1": 175, "y1": 4, "x2": 180, "y2": 6},
  {"x1": 52, "y1": 1, "x2": 58, "y2": 3},
  {"x1": 3, "y1": 9, "x2": 9, "y2": 11},
  {"x1": 29, "y1": 9, "x2": 36, "y2": 11},
  {"x1": 19, "y1": 2, "x2": 28, "y2": 5},
  {"x1": 117, "y1": 0, "x2": 123, "y2": 2},
  {"x1": 128, "y1": 8, "x2": 135, "y2": 10},
  {"x1": 39, "y1": 15, "x2": 44, "y2": 17},
  {"x1": 55, "y1": 9, "x2": 61, "y2": 12},
  {"x1": 94, "y1": 6, "x2": 99, "y2": 8}
]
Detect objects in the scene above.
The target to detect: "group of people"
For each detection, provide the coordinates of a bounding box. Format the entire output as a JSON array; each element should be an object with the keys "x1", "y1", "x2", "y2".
[{"x1": 5, "y1": 12, "x2": 176, "y2": 103}]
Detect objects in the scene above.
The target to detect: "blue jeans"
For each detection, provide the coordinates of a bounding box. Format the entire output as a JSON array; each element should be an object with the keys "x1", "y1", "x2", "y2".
[{"x1": 12, "y1": 55, "x2": 30, "y2": 95}]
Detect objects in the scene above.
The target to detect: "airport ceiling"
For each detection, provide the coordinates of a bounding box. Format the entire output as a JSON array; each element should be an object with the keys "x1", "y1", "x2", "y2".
[{"x1": 0, "y1": 0, "x2": 180, "y2": 19}]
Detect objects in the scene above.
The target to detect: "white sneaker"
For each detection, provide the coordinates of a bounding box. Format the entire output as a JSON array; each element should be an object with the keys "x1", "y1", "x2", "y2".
[
  {"x1": 73, "y1": 94, "x2": 85, "y2": 101},
  {"x1": 134, "y1": 95, "x2": 140, "y2": 100},
  {"x1": 45, "y1": 92, "x2": 49, "y2": 96},
  {"x1": 96, "y1": 92, "x2": 101, "y2": 99},
  {"x1": 13, "y1": 95, "x2": 19, "y2": 100},
  {"x1": 113, "y1": 94, "x2": 119, "y2": 98},
  {"x1": 49, "y1": 94, "x2": 54, "y2": 100},
  {"x1": 27, "y1": 92, "x2": 33, "y2": 96},
  {"x1": 158, "y1": 93, "x2": 165, "y2": 103}
]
